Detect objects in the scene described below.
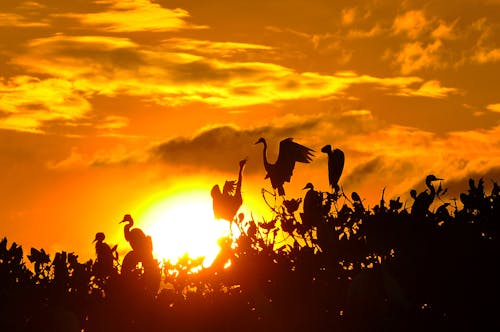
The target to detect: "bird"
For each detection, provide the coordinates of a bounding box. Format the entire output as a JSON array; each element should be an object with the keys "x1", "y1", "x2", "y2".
[
  {"x1": 93, "y1": 232, "x2": 116, "y2": 277},
  {"x1": 119, "y1": 214, "x2": 153, "y2": 256},
  {"x1": 211, "y1": 159, "x2": 247, "y2": 222},
  {"x1": 255, "y1": 137, "x2": 314, "y2": 196},
  {"x1": 321, "y1": 145, "x2": 345, "y2": 193},
  {"x1": 300, "y1": 182, "x2": 323, "y2": 227},
  {"x1": 410, "y1": 175, "x2": 443, "y2": 217}
]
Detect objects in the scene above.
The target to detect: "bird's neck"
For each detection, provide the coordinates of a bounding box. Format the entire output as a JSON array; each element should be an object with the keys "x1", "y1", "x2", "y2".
[
  {"x1": 426, "y1": 181, "x2": 436, "y2": 195},
  {"x1": 261, "y1": 141, "x2": 270, "y2": 168},
  {"x1": 124, "y1": 220, "x2": 133, "y2": 233},
  {"x1": 236, "y1": 163, "x2": 244, "y2": 195}
]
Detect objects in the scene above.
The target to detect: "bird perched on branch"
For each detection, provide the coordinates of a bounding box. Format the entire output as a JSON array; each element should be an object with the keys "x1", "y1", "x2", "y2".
[
  {"x1": 93, "y1": 232, "x2": 117, "y2": 277},
  {"x1": 300, "y1": 182, "x2": 323, "y2": 227},
  {"x1": 119, "y1": 214, "x2": 153, "y2": 256},
  {"x1": 410, "y1": 175, "x2": 443, "y2": 217},
  {"x1": 255, "y1": 137, "x2": 314, "y2": 196},
  {"x1": 211, "y1": 158, "x2": 247, "y2": 222},
  {"x1": 321, "y1": 144, "x2": 344, "y2": 193}
]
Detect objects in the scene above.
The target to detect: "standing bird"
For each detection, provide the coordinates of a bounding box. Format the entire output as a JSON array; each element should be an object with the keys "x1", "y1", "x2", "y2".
[
  {"x1": 321, "y1": 145, "x2": 344, "y2": 193},
  {"x1": 211, "y1": 159, "x2": 247, "y2": 222},
  {"x1": 300, "y1": 182, "x2": 323, "y2": 227},
  {"x1": 255, "y1": 137, "x2": 314, "y2": 196},
  {"x1": 93, "y1": 232, "x2": 117, "y2": 277},
  {"x1": 410, "y1": 175, "x2": 443, "y2": 217},
  {"x1": 119, "y1": 214, "x2": 153, "y2": 256}
]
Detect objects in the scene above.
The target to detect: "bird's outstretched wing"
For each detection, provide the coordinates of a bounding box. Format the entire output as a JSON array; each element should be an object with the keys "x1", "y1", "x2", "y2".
[
  {"x1": 330, "y1": 148, "x2": 345, "y2": 189},
  {"x1": 276, "y1": 138, "x2": 314, "y2": 182}
]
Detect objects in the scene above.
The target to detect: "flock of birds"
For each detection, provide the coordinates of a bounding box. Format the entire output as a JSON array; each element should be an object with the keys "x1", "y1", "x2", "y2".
[{"x1": 93, "y1": 136, "x2": 444, "y2": 276}]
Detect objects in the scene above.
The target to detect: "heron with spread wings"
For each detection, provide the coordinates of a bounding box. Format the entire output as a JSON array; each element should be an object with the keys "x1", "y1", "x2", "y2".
[
  {"x1": 211, "y1": 158, "x2": 247, "y2": 222},
  {"x1": 255, "y1": 137, "x2": 314, "y2": 196}
]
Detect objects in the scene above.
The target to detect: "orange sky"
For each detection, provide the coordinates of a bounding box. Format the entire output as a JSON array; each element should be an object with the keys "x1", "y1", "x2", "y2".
[{"x1": 1, "y1": 0, "x2": 500, "y2": 262}]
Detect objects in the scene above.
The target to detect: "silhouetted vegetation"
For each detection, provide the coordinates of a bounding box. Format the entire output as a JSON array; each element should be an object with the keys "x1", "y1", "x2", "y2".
[{"x1": 1, "y1": 170, "x2": 499, "y2": 331}]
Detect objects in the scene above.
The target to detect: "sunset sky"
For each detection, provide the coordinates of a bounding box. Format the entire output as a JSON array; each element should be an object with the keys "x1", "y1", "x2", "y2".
[{"x1": 1, "y1": 0, "x2": 499, "y2": 263}]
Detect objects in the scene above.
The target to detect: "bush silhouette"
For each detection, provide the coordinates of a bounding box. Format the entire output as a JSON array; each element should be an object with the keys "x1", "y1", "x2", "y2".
[{"x1": 1, "y1": 176, "x2": 499, "y2": 331}]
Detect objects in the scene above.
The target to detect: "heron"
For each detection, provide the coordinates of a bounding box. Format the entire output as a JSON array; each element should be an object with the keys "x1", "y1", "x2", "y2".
[
  {"x1": 93, "y1": 232, "x2": 116, "y2": 277},
  {"x1": 300, "y1": 182, "x2": 323, "y2": 227},
  {"x1": 410, "y1": 175, "x2": 443, "y2": 217},
  {"x1": 321, "y1": 145, "x2": 344, "y2": 193},
  {"x1": 255, "y1": 137, "x2": 314, "y2": 196},
  {"x1": 119, "y1": 214, "x2": 153, "y2": 256},
  {"x1": 211, "y1": 159, "x2": 247, "y2": 222}
]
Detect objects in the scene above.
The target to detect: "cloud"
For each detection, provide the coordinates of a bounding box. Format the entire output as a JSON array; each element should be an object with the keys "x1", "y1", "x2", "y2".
[
  {"x1": 392, "y1": 40, "x2": 444, "y2": 74},
  {"x1": 160, "y1": 38, "x2": 273, "y2": 57},
  {"x1": 341, "y1": 7, "x2": 357, "y2": 26},
  {"x1": 0, "y1": 76, "x2": 91, "y2": 133},
  {"x1": 393, "y1": 10, "x2": 429, "y2": 39},
  {"x1": 347, "y1": 24, "x2": 383, "y2": 39},
  {"x1": 11, "y1": 33, "x2": 431, "y2": 117},
  {"x1": 62, "y1": 0, "x2": 205, "y2": 32},
  {"x1": 486, "y1": 103, "x2": 500, "y2": 113},
  {"x1": 95, "y1": 115, "x2": 129, "y2": 130},
  {"x1": 397, "y1": 80, "x2": 459, "y2": 98},
  {"x1": 431, "y1": 19, "x2": 458, "y2": 40},
  {"x1": 0, "y1": 12, "x2": 48, "y2": 27},
  {"x1": 472, "y1": 48, "x2": 500, "y2": 64}
]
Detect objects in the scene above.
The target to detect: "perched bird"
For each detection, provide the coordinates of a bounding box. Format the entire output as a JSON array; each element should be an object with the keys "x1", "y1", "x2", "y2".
[
  {"x1": 211, "y1": 159, "x2": 247, "y2": 222},
  {"x1": 119, "y1": 214, "x2": 153, "y2": 256},
  {"x1": 255, "y1": 137, "x2": 314, "y2": 196},
  {"x1": 300, "y1": 182, "x2": 323, "y2": 227},
  {"x1": 321, "y1": 145, "x2": 344, "y2": 193},
  {"x1": 411, "y1": 175, "x2": 443, "y2": 217},
  {"x1": 93, "y1": 232, "x2": 116, "y2": 277}
]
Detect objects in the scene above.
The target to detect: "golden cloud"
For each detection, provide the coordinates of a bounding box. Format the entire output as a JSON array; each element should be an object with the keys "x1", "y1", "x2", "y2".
[
  {"x1": 0, "y1": 12, "x2": 48, "y2": 27},
  {"x1": 62, "y1": 0, "x2": 205, "y2": 32},
  {"x1": 393, "y1": 10, "x2": 429, "y2": 39},
  {"x1": 397, "y1": 80, "x2": 459, "y2": 98},
  {"x1": 473, "y1": 48, "x2": 500, "y2": 63},
  {"x1": 11, "y1": 33, "x2": 431, "y2": 113},
  {"x1": 0, "y1": 76, "x2": 91, "y2": 133},
  {"x1": 393, "y1": 40, "x2": 443, "y2": 74},
  {"x1": 341, "y1": 7, "x2": 357, "y2": 26},
  {"x1": 486, "y1": 103, "x2": 500, "y2": 113}
]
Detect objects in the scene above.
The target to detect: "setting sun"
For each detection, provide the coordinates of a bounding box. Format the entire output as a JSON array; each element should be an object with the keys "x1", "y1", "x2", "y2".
[{"x1": 138, "y1": 189, "x2": 232, "y2": 267}]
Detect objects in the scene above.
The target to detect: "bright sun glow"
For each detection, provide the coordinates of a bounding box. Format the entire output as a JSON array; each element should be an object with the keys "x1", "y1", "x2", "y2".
[{"x1": 138, "y1": 189, "x2": 231, "y2": 268}]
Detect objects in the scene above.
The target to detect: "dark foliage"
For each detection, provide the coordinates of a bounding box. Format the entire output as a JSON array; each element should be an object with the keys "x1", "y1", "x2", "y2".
[{"x1": 1, "y1": 177, "x2": 499, "y2": 331}]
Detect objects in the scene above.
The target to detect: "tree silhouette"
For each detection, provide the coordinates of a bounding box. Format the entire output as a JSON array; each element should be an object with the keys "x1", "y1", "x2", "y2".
[{"x1": 1, "y1": 138, "x2": 499, "y2": 332}]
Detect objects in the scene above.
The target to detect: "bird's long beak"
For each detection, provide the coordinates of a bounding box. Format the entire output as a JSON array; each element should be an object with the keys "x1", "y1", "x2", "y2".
[
  {"x1": 254, "y1": 140, "x2": 259, "y2": 145},
  {"x1": 436, "y1": 177, "x2": 444, "y2": 181},
  {"x1": 92, "y1": 238, "x2": 97, "y2": 243},
  {"x1": 302, "y1": 185, "x2": 308, "y2": 190}
]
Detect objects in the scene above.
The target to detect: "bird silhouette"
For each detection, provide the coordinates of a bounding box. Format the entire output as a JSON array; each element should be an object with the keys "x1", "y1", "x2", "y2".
[
  {"x1": 211, "y1": 159, "x2": 247, "y2": 222},
  {"x1": 255, "y1": 137, "x2": 314, "y2": 196},
  {"x1": 119, "y1": 214, "x2": 153, "y2": 256},
  {"x1": 93, "y1": 232, "x2": 116, "y2": 277},
  {"x1": 411, "y1": 175, "x2": 443, "y2": 217},
  {"x1": 321, "y1": 145, "x2": 345, "y2": 193},
  {"x1": 300, "y1": 182, "x2": 323, "y2": 227}
]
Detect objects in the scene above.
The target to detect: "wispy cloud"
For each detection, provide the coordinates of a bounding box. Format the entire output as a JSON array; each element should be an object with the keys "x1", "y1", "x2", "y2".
[
  {"x1": 7, "y1": 32, "x2": 438, "y2": 133},
  {"x1": 61, "y1": 0, "x2": 205, "y2": 32},
  {"x1": 393, "y1": 10, "x2": 429, "y2": 39},
  {"x1": 473, "y1": 48, "x2": 500, "y2": 64},
  {"x1": 0, "y1": 76, "x2": 91, "y2": 133},
  {"x1": 397, "y1": 80, "x2": 459, "y2": 98},
  {"x1": 0, "y1": 12, "x2": 48, "y2": 27},
  {"x1": 486, "y1": 103, "x2": 500, "y2": 113}
]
